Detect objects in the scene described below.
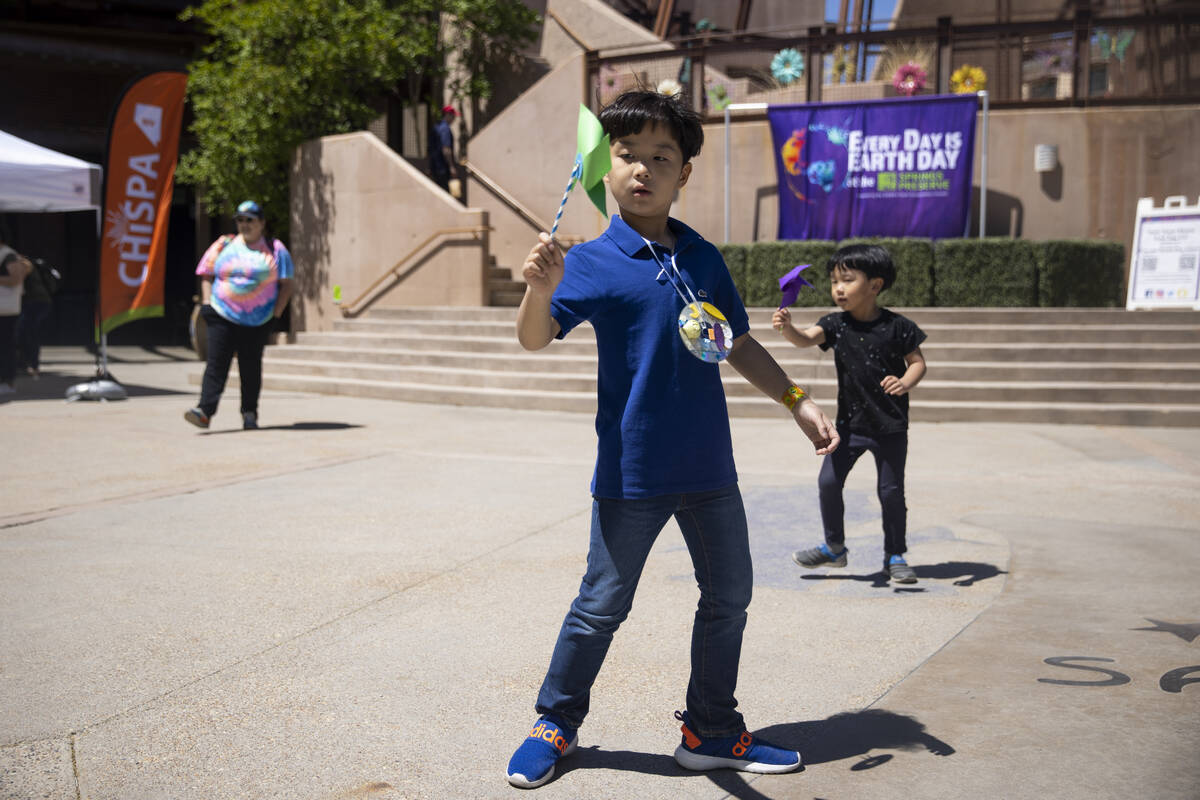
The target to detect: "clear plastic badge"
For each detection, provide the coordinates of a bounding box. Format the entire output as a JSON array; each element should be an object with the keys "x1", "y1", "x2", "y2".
[{"x1": 678, "y1": 301, "x2": 733, "y2": 363}]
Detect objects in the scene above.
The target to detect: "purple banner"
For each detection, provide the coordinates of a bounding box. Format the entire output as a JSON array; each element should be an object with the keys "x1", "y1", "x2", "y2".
[{"x1": 768, "y1": 94, "x2": 978, "y2": 240}]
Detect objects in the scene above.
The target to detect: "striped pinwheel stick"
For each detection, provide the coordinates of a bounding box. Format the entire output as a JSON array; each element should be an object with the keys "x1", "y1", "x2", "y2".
[{"x1": 550, "y1": 157, "x2": 582, "y2": 241}]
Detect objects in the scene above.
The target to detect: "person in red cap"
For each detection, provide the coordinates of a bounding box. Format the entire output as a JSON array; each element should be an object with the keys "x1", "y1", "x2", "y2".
[{"x1": 429, "y1": 104, "x2": 461, "y2": 200}]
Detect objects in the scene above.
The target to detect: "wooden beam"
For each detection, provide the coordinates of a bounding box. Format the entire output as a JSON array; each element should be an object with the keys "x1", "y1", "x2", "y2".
[
  {"x1": 736, "y1": 0, "x2": 752, "y2": 32},
  {"x1": 653, "y1": 0, "x2": 675, "y2": 39}
]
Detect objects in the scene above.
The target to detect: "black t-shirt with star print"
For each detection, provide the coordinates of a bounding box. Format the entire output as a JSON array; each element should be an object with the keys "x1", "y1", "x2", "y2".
[{"x1": 817, "y1": 308, "x2": 927, "y2": 435}]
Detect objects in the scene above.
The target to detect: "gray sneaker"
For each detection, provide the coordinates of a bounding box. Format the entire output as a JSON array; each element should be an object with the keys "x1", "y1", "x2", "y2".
[
  {"x1": 886, "y1": 556, "x2": 917, "y2": 584},
  {"x1": 184, "y1": 407, "x2": 210, "y2": 429},
  {"x1": 791, "y1": 544, "x2": 848, "y2": 568},
  {"x1": 242, "y1": 411, "x2": 258, "y2": 430}
]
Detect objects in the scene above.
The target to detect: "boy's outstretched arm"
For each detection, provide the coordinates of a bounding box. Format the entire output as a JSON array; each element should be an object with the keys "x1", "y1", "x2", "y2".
[
  {"x1": 881, "y1": 346, "x2": 927, "y2": 396},
  {"x1": 516, "y1": 233, "x2": 563, "y2": 351},
  {"x1": 726, "y1": 333, "x2": 840, "y2": 455},
  {"x1": 771, "y1": 307, "x2": 825, "y2": 348}
]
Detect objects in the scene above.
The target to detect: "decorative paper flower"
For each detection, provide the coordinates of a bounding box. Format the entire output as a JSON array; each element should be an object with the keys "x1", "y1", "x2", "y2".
[
  {"x1": 705, "y1": 81, "x2": 730, "y2": 111},
  {"x1": 771, "y1": 48, "x2": 805, "y2": 86},
  {"x1": 656, "y1": 77, "x2": 682, "y2": 97},
  {"x1": 951, "y1": 64, "x2": 987, "y2": 94},
  {"x1": 891, "y1": 61, "x2": 927, "y2": 96},
  {"x1": 1097, "y1": 29, "x2": 1134, "y2": 62},
  {"x1": 599, "y1": 63, "x2": 619, "y2": 91},
  {"x1": 831, "y1": 46, "x2": 855, "y2": 82},
  {"x1": 597, "y1": 64, "x2": 632, "y2": 104}
]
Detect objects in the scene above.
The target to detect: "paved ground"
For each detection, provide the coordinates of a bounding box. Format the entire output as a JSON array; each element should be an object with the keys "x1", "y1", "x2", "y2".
[{"x1": 1, "y1": 346, "x2": 1198, "y2": 800}]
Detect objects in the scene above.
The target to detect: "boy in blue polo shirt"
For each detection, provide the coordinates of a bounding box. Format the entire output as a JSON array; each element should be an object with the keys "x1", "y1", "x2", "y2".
[{"x1": 506, "y1": 90, "x2": 841, "y2": 789}]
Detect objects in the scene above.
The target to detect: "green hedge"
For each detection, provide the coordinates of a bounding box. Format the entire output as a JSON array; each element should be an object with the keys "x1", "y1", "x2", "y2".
[
  {"x1": 715, "y1": 237, "x2": 1125, "y2": 307},
  {"x1": 933, "y1": 238, "x2": 1039, "y2": 306},
  {"x1": 713, "y1": 243, "x2": 748, "y2": 302},
  {"x1": 717, "y1": 240, "x2": 837, "y2": 307},
  {"x1": 1036, "y1": 239, "x2": 1125, "y2": 308}
]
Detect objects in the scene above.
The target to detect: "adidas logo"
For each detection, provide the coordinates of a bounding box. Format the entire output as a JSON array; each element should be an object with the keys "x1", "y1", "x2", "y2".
[{"x1": 528, "y1": 721, "x2": 571, "y2": 754}]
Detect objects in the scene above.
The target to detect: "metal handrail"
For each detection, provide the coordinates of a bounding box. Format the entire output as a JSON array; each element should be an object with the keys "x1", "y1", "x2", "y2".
[
  {"x1": 460, "y1": 160, "x2": 551, "y2": 234},
  {"x1": 545, "y1": 7, "x2": 590, "y2": 51},
  {"x1": 339, "y1": 225, "x2": 491, "y2": 317}
]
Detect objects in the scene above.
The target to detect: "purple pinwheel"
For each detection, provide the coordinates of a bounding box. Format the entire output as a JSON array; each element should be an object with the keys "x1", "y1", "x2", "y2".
[{"x1": 778, "y1": 263, "x2": 814, "y2": 308}]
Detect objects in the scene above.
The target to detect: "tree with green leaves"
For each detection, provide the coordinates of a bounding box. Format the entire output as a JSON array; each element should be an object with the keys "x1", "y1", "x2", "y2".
[{"x1": 177, "y1": 0, "x2": 539, "y2": 238}]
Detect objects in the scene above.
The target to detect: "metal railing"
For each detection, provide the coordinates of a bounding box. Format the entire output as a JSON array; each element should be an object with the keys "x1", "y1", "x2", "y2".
[
  {"x1": 461, "y1": 160, "x2": 551, "y2": 234},
  {"x1": 338, "y1": 225, "x2": 491, "y2": 317},
  {"x1": 585, "y1": 9, "x2": 1199, "y2": 114}
]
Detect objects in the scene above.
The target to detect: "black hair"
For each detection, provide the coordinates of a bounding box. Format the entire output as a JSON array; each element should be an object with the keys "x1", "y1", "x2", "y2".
[
  {"x1": 826, "y1": 244, "x2": 896, "y2": 291},
  {"x1": 598, "y1": 90, "x2": 704, "y2": 162}
]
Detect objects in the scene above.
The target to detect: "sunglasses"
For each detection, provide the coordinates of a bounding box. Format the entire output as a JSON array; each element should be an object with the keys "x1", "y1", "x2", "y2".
[{"x1": 235, "y1": 216, "x2": 259, "y2": 224}]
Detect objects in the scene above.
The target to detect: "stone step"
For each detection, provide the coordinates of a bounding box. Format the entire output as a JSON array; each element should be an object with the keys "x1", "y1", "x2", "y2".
[
  {"x1": 361, "y1": 305, "x2": 1200, "y2": 325},
  {"x1": 210, "y1": 371, "x2": 1200, "y2": 427},
  {"x1": 269, "y1": 345, "x2": 597, "y2": 373},
  {"x1": 262, "y1": 358, "x2": 1200, "y2": 405},
  {"x1": 755, "y1": 307, "x2": 1200, "y2": 326},
  {"x1": 331, "y1": 316, "x2": 1200, "y2": 343},
  {"x1": 267, "y1": 346, "x2": 1200, "y2": 383},
  {"x1": 244, "y1": 306, "x2": 1200, "y2": 427},
  {"x1": 487, "y1": 278, "x2": 526, "y2": 293},
  {"x1": 294, "y1": 330, "x2": 1200, "y2": 363},
  {"x1": 489, "y1": 290, "x2": 524, "y2": 307}
]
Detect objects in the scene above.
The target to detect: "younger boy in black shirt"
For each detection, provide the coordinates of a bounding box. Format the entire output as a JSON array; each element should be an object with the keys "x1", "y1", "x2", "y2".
[{"x1": 772, "y1": 244, "x2": 927, "y2": 583}]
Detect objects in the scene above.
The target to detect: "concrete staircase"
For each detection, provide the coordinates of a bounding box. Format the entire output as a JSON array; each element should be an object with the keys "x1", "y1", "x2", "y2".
[
  {"x1": 487, "y1": 258, "x2": 525, "y2": 307},
  {"x1": 248, "y1": 307, "x2": 1200, "y2": 427}
]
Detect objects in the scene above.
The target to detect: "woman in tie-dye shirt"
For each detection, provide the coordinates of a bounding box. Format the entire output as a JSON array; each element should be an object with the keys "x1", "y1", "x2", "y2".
[{"x1": 185, "y1": 200, "x2": 295, "y2": 431}]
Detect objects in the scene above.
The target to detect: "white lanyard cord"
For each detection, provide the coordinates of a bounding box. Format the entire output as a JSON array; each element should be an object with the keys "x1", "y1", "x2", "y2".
[{"x1": 645, "y1": 242, "x2": 702, "y2": 311}]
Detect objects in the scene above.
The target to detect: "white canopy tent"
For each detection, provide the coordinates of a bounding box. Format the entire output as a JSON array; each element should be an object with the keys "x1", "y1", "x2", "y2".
[
  {"x1": 0, "y1": 129, "x2": 123, "y2": 398},
  {"x1": 0, "y1": 129, "x2": 102, "y2": 214}
]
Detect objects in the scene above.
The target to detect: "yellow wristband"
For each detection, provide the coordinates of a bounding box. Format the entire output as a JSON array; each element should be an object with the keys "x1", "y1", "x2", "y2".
[{"x1": 780, "y1": 384, "x2": 807, "y2": 410}]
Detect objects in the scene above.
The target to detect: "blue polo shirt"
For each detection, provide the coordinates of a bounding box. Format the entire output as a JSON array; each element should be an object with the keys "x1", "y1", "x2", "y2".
[{"x1": 551, "y1": 215, "x2": 750, "y2": 499}]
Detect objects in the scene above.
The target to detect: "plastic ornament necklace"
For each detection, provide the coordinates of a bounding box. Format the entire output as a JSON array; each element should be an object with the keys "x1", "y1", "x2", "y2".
[{"x1": 643, "y1": 240, "x2": 733, "y2": 363}]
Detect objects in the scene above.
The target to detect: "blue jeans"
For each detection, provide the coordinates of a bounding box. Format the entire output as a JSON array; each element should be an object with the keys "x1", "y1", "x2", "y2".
[
  {"x1": 819, "y1": 429, "x2": 909, "y2": 557},
  {"x1": 535, "y1": 484, "x2": 752, "y2": 738}
]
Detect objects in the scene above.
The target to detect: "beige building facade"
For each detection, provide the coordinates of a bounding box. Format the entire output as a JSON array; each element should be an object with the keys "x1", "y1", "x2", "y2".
[{"x1": 289, "y1": 0, "x2": 1200, "y2": 330}]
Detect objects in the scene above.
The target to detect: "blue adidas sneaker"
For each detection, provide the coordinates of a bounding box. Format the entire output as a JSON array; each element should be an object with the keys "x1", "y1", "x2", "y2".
[
  {"x1": 506, "y1": 715, "x2": 578, "y2": 788},
  {"x1": 672, "y1": 711, "x2": 801, "y2": 774}
]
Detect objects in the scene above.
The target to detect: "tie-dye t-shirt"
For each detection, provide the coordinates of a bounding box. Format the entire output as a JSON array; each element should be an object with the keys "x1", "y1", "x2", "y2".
[{"x1": 196, "y1": 234, "x2": 294, "y2": 327}]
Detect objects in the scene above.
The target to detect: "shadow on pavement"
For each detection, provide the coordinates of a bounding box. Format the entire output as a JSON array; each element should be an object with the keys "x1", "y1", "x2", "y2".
[
  {"x1": 0, "y1": 372, "x2": 189, "y2": 402},
  {"x1": 197, "y1": 422, "x2": 364, "y2": 435},
  {"x1": 765, "y1": 709, "x2": 955, "y2": 764},
  {"x1": 800, "y1": 560, "x2": 1007, "y2": 588},
  {"x1": 550, "y1": 709, "x2": 952, "y2": 797},
  {"x1": 915, "y1": 560, "x2": 1009, "y2": 586}
]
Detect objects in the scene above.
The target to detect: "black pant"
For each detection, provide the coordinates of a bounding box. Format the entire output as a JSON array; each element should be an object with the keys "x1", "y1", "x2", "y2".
[
  {"x1": 0, "y1": 315, "x2": 16, "y2": 384},
  {"x1": 197, "y1": 305, "x2": 272, "y2": 417},
  {"x1": 818, "y1": 428, "x2": 909, "y2": 557},
  {"x1": 16, "y1": 300, "x2": 51, "y2": 371}
]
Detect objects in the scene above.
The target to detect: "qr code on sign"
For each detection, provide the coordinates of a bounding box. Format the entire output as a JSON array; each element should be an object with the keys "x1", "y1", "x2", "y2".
[
  {"x1": 1142, "y1": 256, "x2": 1157, "y2": 271},
  {"x1": 1181, "y1": 253, "x2": 1197, "y2": 271}
]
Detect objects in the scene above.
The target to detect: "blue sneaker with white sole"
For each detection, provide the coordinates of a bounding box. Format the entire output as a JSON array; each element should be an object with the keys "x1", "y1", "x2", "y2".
[
  {"x1": 886, "y1": 554, "x2": 917, "y2": 584},
  {"x1": 506, "y1": 715, "x2": 578, "y2": 788},
  {"x1": 672, "y1": 711, "x2": 801, "y2": 774},
  {"x1": 792, "y1": 543, "x2": 847, "y2": 568}
]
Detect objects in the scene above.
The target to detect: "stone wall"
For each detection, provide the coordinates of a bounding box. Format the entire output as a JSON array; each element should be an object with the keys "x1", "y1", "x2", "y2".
[{"x1": 289, "y1": 132, "x2": 489, "y2": 333}]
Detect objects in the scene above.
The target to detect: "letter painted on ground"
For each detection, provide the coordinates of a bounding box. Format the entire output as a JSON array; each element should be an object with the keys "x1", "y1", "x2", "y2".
[
  {"x1": 1038, "y1": 657, "x2": 1132, "y2": 687},
  {"x1": 1159, "y1": 665, "x2": 1200, "y2": 694}
]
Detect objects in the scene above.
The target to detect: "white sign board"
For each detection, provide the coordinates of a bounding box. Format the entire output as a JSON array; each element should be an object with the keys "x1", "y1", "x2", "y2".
[{"x1": 1125, "y1": 196, "x2": 1200, "y2": 310}]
